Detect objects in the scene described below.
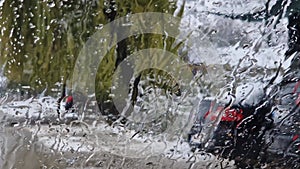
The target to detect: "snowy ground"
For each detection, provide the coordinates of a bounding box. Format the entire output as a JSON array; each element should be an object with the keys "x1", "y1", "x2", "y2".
[
  {"x1": 0, "y1": 93, "x2": 236, "y2": 168},
  {"x1": 0, "y1": 125, "x2": 235, "y2": 169}
]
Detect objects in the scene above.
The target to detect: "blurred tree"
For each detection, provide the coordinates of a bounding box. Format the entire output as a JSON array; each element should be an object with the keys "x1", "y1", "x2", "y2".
[
  {"x1": 0, "y1": 0, "x2": 184, "y2": 91},
  {"x1": 0, "y1": 0, "x2": 109, "y2": 94},
  {"x1": 0, "y1": 0, "x2": 186, "y2": 120},
  {"x1": 95, "y1": 0, "x2": 186, "y2": 120}
]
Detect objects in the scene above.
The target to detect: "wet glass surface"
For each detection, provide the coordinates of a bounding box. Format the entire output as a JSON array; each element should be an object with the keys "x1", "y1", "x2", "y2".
[{"x1": 0, "y1": 0, "x2": 299, "y2": 168}]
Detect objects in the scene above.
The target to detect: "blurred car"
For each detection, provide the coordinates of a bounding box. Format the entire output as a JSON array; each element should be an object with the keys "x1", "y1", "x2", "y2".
[{"x1": 188, "y1": 80, "x2": 299, "y2": 168}]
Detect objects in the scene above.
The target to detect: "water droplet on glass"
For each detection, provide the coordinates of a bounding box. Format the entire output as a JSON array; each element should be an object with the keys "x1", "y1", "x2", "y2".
[
  {"x1": 105, "y1": 8, "x2": 112, "y2": 13},
  {"x1": 48, "y1": 2, "x2": 55, "y2": 8}
]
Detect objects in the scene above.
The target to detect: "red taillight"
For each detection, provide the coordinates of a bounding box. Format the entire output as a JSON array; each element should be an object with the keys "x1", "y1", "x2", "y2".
[
  {"x1": 204, "y1": 101, "x2": 224, "y2": 121},
  {"x1": 221, "y1": 108, "x2": 243, "y2": 122},
  {"x1": 292, "y1": 134, "x2": 299, "y2": 141},
  {"x1": 66, "y1": 96, "x2": 73, "y2": 103},
  {"x1": 203, "y1": 106, "x2": 243, "y2": 122}
]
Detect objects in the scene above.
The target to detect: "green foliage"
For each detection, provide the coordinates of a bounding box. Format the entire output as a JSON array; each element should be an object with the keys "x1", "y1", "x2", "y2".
[
  {"x1": 0, "y1": 0, "x2": 186, "y2": 117},
  {"x1": 94, "y1": 0, "x2": 186, "y2": 115},
  {"x1": 0, "y1": 0, "x2": 108, "y2": 92}
]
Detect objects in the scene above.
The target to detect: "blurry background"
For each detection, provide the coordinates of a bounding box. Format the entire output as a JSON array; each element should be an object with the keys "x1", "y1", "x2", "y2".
[{"x1": 0, "y1": 0, "x2": 296, "y2": 168}]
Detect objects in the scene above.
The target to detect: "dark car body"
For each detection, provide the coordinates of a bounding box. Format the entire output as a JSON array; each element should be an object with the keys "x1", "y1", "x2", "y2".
[{"x1": 188, "y1": 80, "x2": 300, "y2": 168}]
